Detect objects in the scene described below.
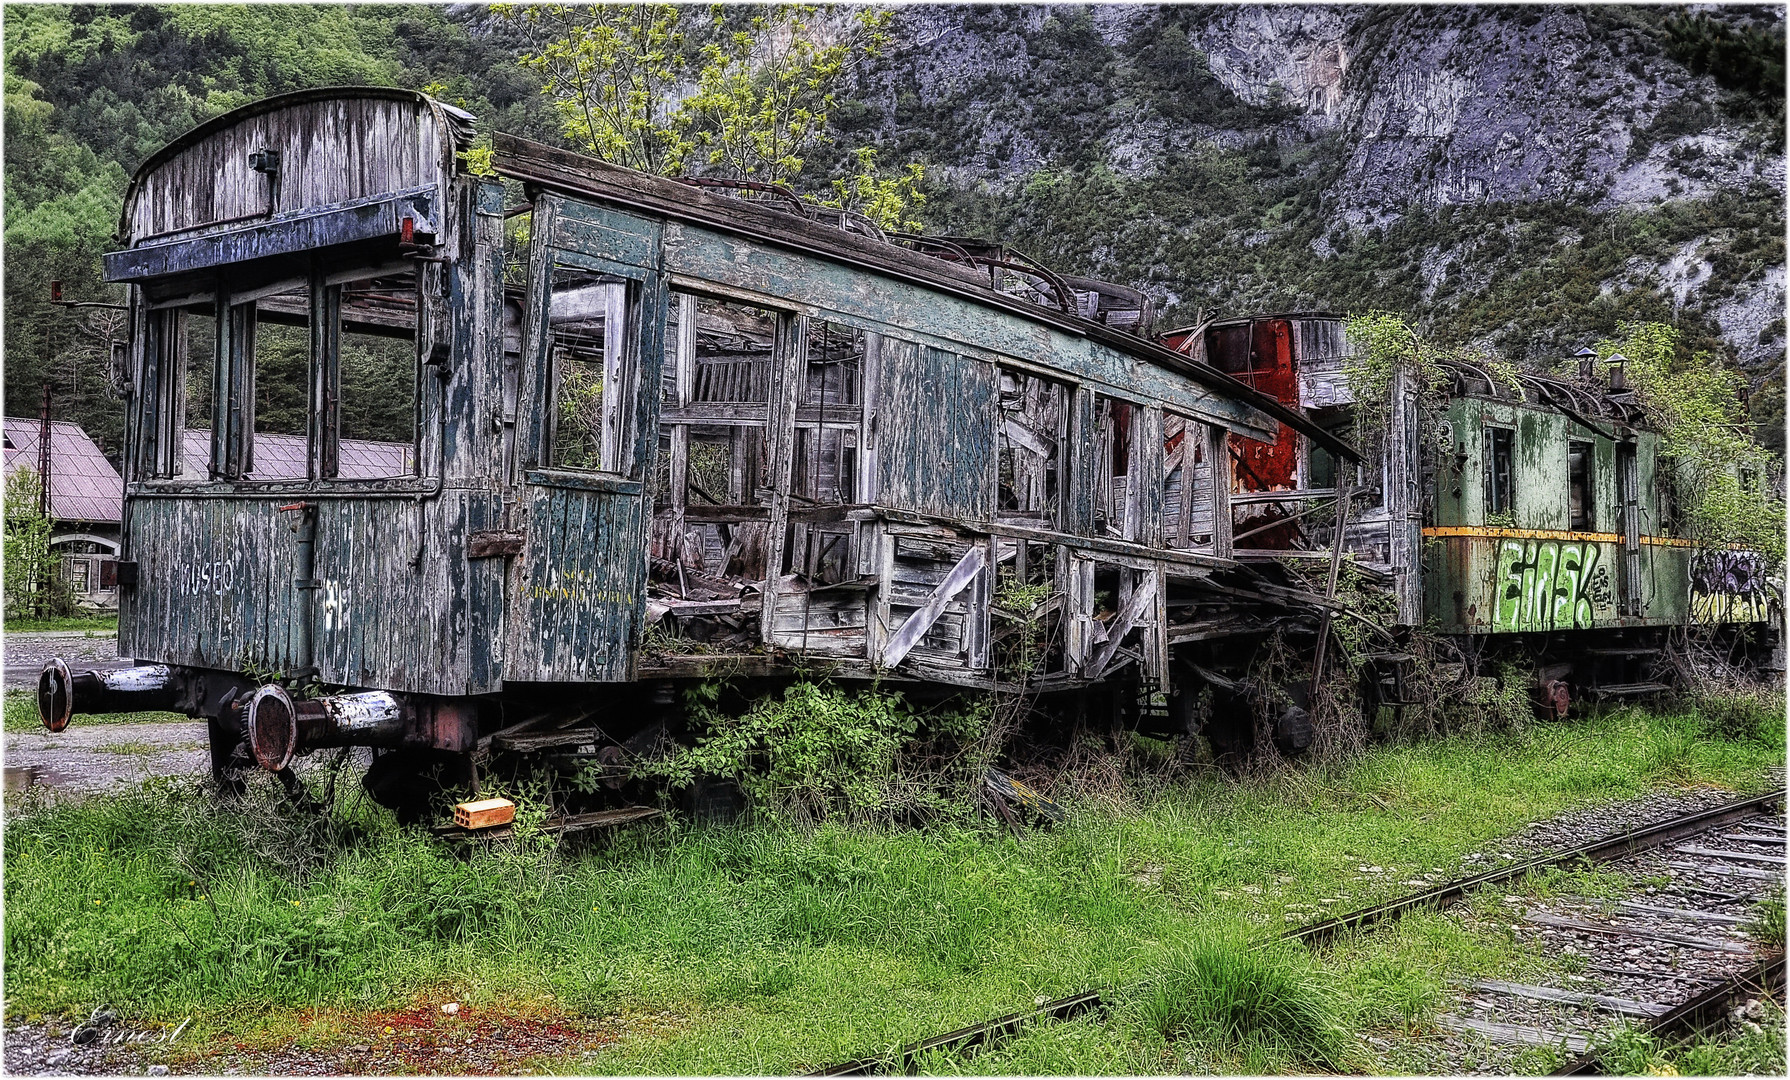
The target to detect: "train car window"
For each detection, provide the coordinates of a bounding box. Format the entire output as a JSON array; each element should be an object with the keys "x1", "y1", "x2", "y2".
[
  {"x1": 1161, "y1": 411, "x2": 1215, "y2": 550},
  {"x1": 546, "y1": 263, "x2": 633, "y2": 473},
  {"x1": 167, "y1": 309, "x2": 215, "y2": 478},
  {"x1": 651, "y1": 291, "x2": 783, "y2": 597},
  {"x1": 783, "y1": 321, "x2": 864, "y2": 586},
  {"x1": 1567, "y1": 441, "x2": 1593, "y2": 531},
  {"x1": 1656, "y1": 462, "x2": 1681, "y2": 536},
  {"x1": 1094, "y1": 394, "x2": 1137, "y2": 540},
  {"x1": 335, "y1": 271, "x2": 418, "y2": 479},
  {"x1": 996, "y1": 367, "x2": 1065, "y2": 527},
  {"x1": 797, "y1": 320, "x2": 864, "y2": 504},
  {"x1": 1484, "y1": 426, "x2": 1515, "y2": 519},
  {"x1": 1205, "y1": 323, "x2": 1253, "y2": 375},
  {"x1": 246, "y1": 287, "x2": 313, "y2": 479}
]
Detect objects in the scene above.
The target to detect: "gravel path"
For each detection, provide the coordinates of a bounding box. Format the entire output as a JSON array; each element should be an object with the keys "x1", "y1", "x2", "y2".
[
  {"x1": 5, "y1": 721, "x2": 208, "y2": 797},
  {"x1": 5, "y1": 632, "x2": 132, "y2": 691}
]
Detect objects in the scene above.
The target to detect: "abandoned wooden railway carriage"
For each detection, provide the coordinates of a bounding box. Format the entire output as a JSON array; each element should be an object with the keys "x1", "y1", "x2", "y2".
[{"x1": 40, "y1": 89, "x2": 1776, "y2": 803}]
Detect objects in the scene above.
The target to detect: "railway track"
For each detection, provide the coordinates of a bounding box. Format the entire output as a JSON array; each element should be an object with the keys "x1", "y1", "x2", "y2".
[{"x1": 811, "y1": 789, "x2": 1785, "y2": 1075}]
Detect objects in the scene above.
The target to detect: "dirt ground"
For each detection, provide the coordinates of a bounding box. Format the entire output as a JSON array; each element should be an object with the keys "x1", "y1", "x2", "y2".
[
  {"x1": 5, "y1": 719, "x2": 209, "y2": 796},
  {"x1": 4, "y1": 631, "x2": 134, "y2": 691}
]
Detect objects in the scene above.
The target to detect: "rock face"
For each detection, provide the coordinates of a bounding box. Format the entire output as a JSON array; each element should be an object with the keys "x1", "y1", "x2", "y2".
[{"x1": 851, "y1": 4, "x2": 1784, "y2": 370}]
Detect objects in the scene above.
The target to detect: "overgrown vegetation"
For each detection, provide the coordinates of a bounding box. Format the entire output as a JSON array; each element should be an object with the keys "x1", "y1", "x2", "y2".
[
  {"x1": 637, "y1": 680, "x2": 1000, "y2": 827},
  {"x1": 4, "y1": 700, "x2": 1778, "y2": 1073},
  {"x1": 1595, "y1": 321, "x2": 1785, "y2": 564},
  {"x1": 1122, "y1": 926, "x2": 1351, "y2": 1070}
]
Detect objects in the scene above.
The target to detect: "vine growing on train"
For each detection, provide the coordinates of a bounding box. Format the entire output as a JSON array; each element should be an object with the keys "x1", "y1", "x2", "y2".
[{"x1": 1593, "y1": 321, "x2": 1784, "y2": 565}]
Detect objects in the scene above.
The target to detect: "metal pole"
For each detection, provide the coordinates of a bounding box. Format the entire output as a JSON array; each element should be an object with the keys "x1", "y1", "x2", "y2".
[{"x1": 37, "y1": 380, "x2": 52, "y2": 518}]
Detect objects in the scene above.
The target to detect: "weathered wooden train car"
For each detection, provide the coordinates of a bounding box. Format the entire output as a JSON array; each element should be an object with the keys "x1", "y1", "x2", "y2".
[
  {"x1": 1163, "y1": 312, "x2": 1779, "y2": 707},
  {"x1": 40, "y1": 89, "x2": 1363, "y2": 800}
]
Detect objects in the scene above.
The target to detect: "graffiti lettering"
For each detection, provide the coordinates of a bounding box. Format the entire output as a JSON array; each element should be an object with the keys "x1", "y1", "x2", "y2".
[
  {"x1": 1690, "y1": 550, "x2": 1778, "y2": 625},
  {"x1": 183, "y1": 559, "x2": 236, "y2": 597},
  {"x1": 1493, "y1": 539, "x2": 1608, "y2": 632}
]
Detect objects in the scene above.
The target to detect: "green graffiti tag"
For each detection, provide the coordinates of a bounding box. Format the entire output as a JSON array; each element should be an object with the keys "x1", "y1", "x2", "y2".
[{"x1": 1493, "y1": 539, "x2": 1609, "y2": 631}]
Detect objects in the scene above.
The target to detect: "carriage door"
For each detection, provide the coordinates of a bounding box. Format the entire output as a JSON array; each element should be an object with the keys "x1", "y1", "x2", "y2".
[
  {"x1": 1616, "y1": 441, "x2": 1643, "y2": 616},
  {"x1": 507, "y1": 193, "x2": 665, "y2": 683}
]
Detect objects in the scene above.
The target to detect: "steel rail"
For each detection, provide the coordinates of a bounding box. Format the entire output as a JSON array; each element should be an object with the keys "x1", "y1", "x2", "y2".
[
  {"x1": 807, "y1": 788, "x2": 1785, "y2": 1076},
  {"x1": 1551, "y1": 953, "x2": 1787, "y2": 1075}
]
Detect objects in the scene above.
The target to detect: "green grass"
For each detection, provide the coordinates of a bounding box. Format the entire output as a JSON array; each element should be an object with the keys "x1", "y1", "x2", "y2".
[
  {"x1": 2, "y1": 703, "x2": 1781, "y2": 1074},
  {"x1": 3, "y1": 691, "x2": 184, "y2": 733},
  {"x1": 5, "y1": 615, "x2": 117, "y2": 633},
  {"x1": 1599, "y1": 999, "x2": 1788, "y2": 1076}
]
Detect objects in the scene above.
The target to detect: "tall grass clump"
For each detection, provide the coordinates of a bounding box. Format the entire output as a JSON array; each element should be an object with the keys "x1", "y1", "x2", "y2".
[{"x1": 1122, "y1": 924, "x2": 1350, "y2": 1071}]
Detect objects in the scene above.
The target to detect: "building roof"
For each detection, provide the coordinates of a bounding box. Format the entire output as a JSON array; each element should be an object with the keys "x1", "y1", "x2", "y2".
[
  {"x1": 180, "y1": 430, "x2": 412, "y2": 480},
  {"x1": 2, "y1": 419, "x2": 124, "y2": 525}
]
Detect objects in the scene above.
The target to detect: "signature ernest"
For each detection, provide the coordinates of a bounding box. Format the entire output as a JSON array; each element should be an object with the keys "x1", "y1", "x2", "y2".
[{"x1": 70, "y1": 1006, "x2": 190, "y2": 1047}]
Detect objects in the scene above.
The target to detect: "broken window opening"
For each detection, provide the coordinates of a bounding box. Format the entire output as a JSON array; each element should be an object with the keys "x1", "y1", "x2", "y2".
[
  {"x1": 996, "y1": 368, "x2": 1065, "y2": 526},
  {"x1": 1093, "y1": 394, "x2": 1137, "y2": 540},
  {"x1": 992, "y1": 538, "x2": 1065, "y2": 678},
  {"x1": 784, "y1": 321, "x2": 866, "y2": 587},
  {"x1": 650, "y1": 291, "x2": 784, "y2": 601},
  {"x1": 333, "y1": 270, "x2": 418, "y2": 479},
  {"x1": 1568, "y1": 440, "x2": 1594, "y2": 531},
  {"x1": 547, "y1": 262, "x2": 633, "y2": 474},
  {"x1": 1484, "y1": 426, "x2": 1515, "y2": 519},
  {"x1": 1161, "y1": 411, "x2": 1216, "y2": 551}
]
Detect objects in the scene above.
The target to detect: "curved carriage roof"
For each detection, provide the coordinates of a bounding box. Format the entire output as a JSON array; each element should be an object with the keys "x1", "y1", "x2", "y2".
[{"x1": 115, "y1": 86, "x2": 474, "y2": 246}]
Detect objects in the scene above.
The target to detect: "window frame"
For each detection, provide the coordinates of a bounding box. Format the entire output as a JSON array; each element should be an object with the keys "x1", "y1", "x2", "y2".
[
  {"x1": 1567, "y1": 440, "x2": 1594, "y2": 532},
  {"x1": 134, "y1": 257, "x2": 426, "y2": 488},
  {"x1": 529, "y1": 247, "x2": 656, "y2": 481},
  {"x1": 1483, "y1": 424, "x2": 1515, "y2": 519}
]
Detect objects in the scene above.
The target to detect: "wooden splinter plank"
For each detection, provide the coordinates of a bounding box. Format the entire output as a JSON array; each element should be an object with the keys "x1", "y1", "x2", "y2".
[
  {"x1": 1085, "y1": 573, "x2": 1156, "y2": 680},
  {"x1": 1616, "y1": 900, "x2": 1747, "y2": 925},
  {"x1": 1662, "y1": 858, "x2": 1782, "y2": 881},
  {"x1": 1673, "y1": 844, "x2": 1786, "y2": 866},
  {"x1": 1524, "y1": 912, "x2": 1751, "y2": 954},
  {"x1": 1722, "y1": 833, "x2": 1788, "y2": 845},
  {"x1": 1435, "y1": 1015, "x2": 1591, "y2": 1054},
  {"x1": 1464, "y1": 979, "x2": 1670, "y2": 1018},
  {"x1": 881, "y1": 545, "x2": 985, "y2": 668}
]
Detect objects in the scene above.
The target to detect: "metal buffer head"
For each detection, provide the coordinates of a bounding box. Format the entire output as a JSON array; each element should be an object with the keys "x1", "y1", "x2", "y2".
[
  {"x1": 245, "y1": 686, "x2": 474, "y2": 771},
  {"x1": 38, "y1": 659, "x2": 179, "y2": 731}
]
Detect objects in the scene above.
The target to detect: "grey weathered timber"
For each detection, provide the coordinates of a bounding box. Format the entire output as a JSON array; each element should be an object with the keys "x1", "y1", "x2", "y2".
[
  {"x1": 1464, "y1": 980, "x2": 1670, "y2": 1018},
  {"x1": 1524, "y1": 912, "x2": 1751, "y2": 953},
  {"x1": 1672, "y1": 844, "x2": 1786, "y2": 865},
  {"x1": 1435, "y1": 1016, "x2": 1591, "y2": 1054},
  {"x1": 883, "y1": 545, "x2": 987, "y2": 668}
]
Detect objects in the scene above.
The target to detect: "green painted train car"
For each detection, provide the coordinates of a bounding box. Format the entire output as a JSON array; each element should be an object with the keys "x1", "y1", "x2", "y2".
[{"x1": 1421, "y1": 361, "x2": 1775, "y2": 637}]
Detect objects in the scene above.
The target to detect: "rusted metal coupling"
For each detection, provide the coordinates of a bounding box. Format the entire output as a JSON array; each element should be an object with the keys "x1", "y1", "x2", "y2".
[
  {"x1": 244, "y1": 685, "x2": 477, "y2": 771},
  {"x1": 245, "y1": 686, "x2": 407, "y2": 771},
  {"x1": 38, "y1": 659, "x2": 181, "y2": 732}
]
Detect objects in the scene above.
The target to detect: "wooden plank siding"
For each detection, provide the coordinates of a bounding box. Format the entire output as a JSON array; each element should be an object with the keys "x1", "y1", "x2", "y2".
[{"x1": 875, "y1": 342, "x2": 994, "y2": 521}]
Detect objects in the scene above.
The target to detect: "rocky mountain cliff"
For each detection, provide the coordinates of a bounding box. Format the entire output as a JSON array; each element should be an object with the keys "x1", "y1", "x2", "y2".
[{"x1": 841, "y1": 3, "x2": 1784, "y2": 418}]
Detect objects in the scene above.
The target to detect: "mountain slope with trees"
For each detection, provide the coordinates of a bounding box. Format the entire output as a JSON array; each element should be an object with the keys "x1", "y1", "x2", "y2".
[{"x1": 5, "y1": 3, "x2": 1782, "y2": 457}]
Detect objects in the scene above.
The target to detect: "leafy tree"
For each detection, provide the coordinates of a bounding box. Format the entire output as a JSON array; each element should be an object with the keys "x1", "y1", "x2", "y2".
[
  {"x1": 1595, "y1": 322, "x2": 1784, "y2": 564},
  {"x1": 501, "y1": 3, "x2": 690, "y2": 176},
  {"x1": 504, "y1": 4, "x2": 917, "y2": 217},
  {"x1": 4, "y1": 467, "x2": 67, "y2": 620},
  {"x1": 818, "y1": 146, "x2": 925, "y2": 232}
]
